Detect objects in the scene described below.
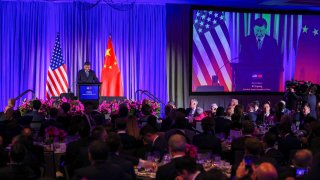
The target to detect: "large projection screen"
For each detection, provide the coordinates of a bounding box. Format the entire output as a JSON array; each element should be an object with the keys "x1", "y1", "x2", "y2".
[{"x1": 191, "y1": 7, "x2": 320, "y2": 94}]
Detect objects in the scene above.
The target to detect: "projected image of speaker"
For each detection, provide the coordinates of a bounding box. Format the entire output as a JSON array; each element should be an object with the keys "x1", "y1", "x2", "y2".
[{"x1": 196, "y1": 75, "x2": 224, "y2": 92}]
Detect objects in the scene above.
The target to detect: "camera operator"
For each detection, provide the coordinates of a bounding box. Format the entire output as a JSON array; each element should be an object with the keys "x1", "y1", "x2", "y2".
[
  {"x1": 302, "y1": 85, "x2": 317, "y2": 119},
  {"x1": 283, "y1": 87, "x2": 302, "y2": 111}
]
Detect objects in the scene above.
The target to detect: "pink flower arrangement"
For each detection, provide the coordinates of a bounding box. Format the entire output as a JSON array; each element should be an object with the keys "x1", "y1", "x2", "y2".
[
  {"x1": 98, "y1": 100, "x2": 120, "y2": 114},
  {"x1": 69, "y1": 100, "x2": 85, "y2": 115},
  {"x1": 19, "y1": 99, "x2": 33, "y2": 116},
  {"x1": 185, "y1": 143, "x2": 198, "y2": 159},
  {"x1": 18, "y1": 98, "x2": 85, "y2": 115},
  {"x1": 45, "y1": 126, "x2": 67, "y2": 143},
  {"x1": 98, "y1": 99, "x2": 161, "y2": 117}
]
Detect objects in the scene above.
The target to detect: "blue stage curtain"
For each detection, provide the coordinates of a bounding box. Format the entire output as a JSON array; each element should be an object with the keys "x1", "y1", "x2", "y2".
[{"x1": 0, "y1": 1, "x2": 167, "y2": 110}]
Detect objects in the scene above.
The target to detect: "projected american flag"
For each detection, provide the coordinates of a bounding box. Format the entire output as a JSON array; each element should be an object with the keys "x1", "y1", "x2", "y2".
[{"x1": 192, "y1": 10, "x2": 233, "y2": 92}]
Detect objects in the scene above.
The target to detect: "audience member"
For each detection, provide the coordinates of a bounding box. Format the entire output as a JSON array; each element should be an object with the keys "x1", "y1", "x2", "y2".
[
  {"x1": 214, "y1": 107, "x2": 232, "y2": 138},
  {"x1": 231, "y1": 120, "x2": 255, "y2": 164},
  {"x1": 175, "y1": 157, "x2": 204, "y2": 180},
  {"x1": 193, "y1": 117, "x2": 221, "y2": 154},
  {"x1": 72, "y1": 140, "x2": 126, "y2": 180},
  {"x1": 4, "y1": 98, "x2": 15, "y2": 113},
  {"x1": 257, "y1": 101, "x2": 274, "y2": 125},
  {"x1": 0, "y1": 143, "x2": 36, "y2": 180},
  {"x1": 278, "y1": 119, "x2": 301, "y2": 163},
  {"x1": 262, "y1": 132, "x2": 284, "y2": 166},
  {"x1": 116, "y1": 117, "x2": 137, "y2": 150},
  {"x1": 106, "y1": 132, "x2": 136, "y2": 179},
  {"x1": 65, "y1": 122, "x2": 91, "y2": 177},
  {"x1": 156, "y1": 134, "x2": 187, "y2": 180},
  {"x1": 165, "y1": 111, "x2": 195, "y2": 143},
  {"x1": 126, "y1": 115, "x2": 141, "y2": 139},
  {"x1": 279, "y1": 149, "x2": 312, "y2": 179},
  {"x1": 140, "y1": 125, "x2": 167, "y2": 157},
  {"x1": 245, "y1": 103, "x2": 257, "y2": 122},
  {"x1": 91, "y1": 126, "x2": 108, "y2": 142}
]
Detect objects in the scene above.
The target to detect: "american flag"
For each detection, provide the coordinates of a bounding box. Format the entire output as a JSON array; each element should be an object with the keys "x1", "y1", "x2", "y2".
[
  {"x1": 193, "y1": 10, "x2": 233, "y2": 92},
  {"x1": 46, "y1": 33, "x2": 69, "y2": 99}
]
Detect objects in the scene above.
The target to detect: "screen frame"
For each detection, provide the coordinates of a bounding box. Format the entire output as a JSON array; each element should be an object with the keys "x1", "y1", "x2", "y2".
[{"x1": 189, "y1": 5, "x2": 320, "y2": 96}]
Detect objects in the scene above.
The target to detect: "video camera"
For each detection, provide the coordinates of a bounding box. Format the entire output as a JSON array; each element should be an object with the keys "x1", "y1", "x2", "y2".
[{"x1": 285, "y1": 80, "x2": 318, "y2": 95}]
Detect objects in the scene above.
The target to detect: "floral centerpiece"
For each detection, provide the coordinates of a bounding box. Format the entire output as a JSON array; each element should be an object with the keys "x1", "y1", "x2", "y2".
[
  {"x1": 68, "y1": 99, "x2": 85, "y2": 115},
  {"x1": 98, "y1": 100, "x2": 120, "y2": 115},
  {"x1": 19, "y1": 99, "x2": 33, "y2": 116},
  {"x1": 98, "y1": 98, "x2": 161, "y2": 117},
  {"x1": 185, "y1": 143, "x2": 198, "y2": 159},
  {"x1": 18, "y1": 97, "x2": 85, "y2": 116},
  {"x1": 45, "y1": 126, "x2": 67, "y2": 144}
]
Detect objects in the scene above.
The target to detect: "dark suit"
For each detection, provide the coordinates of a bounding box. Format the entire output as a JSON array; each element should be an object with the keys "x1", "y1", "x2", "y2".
[
  {"x1": 107, "y1": 153, "x2": 136, "y2": 179},
  {"x1": 231, "y1": 135, "x2": 253, "y2": 164},
  {"x1": 72, "y1": 162, "x2": 125, "y2": 180},
  {"x1": 214, "y1": 116, "x2": 232, "y2": 135},
  {"x1": 264, "y1": 147, "x2": 284, "y2": 166},
  {"x1": 65, "y1": 138, "x2": 91, "y2": 177},
  {"x1": 77, "y1": 69, "x2": 99, "y2": 83},
  {"x1": 118, "y1": 132, "x2": 137, "y2": 150},
  {"x1": 156, "y1": 156, "x2": 195, "y2": 180},
  {"x1": 238, "y1": 34, "x2": 282, "y2": 91},
  {"x1": 185, "y1": 107, "x2": 202, "y2": 118},
  {"x1": 278, "y1": 134, "x2": 301, "y2": 163},
  {"x1": 25, "y1": 111, "x2": 45, "y2": 122},
  {"x1": 192, "y1": 132, "x2": 222, "y2": 155},
  {"x1": 0, "y1": 164, "x2": 36, "y2": 180}
]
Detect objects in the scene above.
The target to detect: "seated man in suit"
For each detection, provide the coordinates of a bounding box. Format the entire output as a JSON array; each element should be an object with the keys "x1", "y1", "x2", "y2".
[
  {"x1": 106, "y1": 132, "x2": 136, "y2": 179},
  {"x1": 231, "y1": 120, "x2": 255, "y2": 164},
  {"x1": 185, "y1": 99, "x2": 204, "y2": 123},
  {"x1": 263, "y1": 132, "x2": 284, "y2": 166},
  {"x1": 77, "y1": 61, "x2": 99, "y2": 83},
  {"x1": 214, "y1": 106, "x2": 232, "y2": 138},
  {"x1": 156, "y1": 134, "x2": 196, "y2": 180},
  {"x1": 278, "y1": 120, "x2": 301, "y2": 163},
  {"x1": 72, "y1": 140, "x2": 126, "y2": 180},
  {"x1": 175, "y1": 157, "x2": 205, "y2": 180},
  {"x1": 192, "y1": 117, "x2": 221, "y2": 155},
  {"x1": 140, "y1": 124, "x2": 167, "y2": 158},
  {"x1": 65, "y1": 121, "x2": 91, "y2": 177},
  {"x1": 0, "y1": 143, "x2": 36, "y2": 180}
]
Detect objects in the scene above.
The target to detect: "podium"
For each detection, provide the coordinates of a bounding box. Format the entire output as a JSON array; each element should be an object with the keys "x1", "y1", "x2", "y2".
[
  {"x1": 232, "y1": 63, "x2": 281, "y2": 92},
  {"x1": 77, "y1": 83, "x2": 101, "y2": 107}
]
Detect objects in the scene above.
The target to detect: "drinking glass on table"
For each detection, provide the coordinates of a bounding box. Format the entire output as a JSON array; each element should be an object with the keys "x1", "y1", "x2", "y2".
[{"x1": 214, "y1": 155, "x2": 221, "y2": 166}]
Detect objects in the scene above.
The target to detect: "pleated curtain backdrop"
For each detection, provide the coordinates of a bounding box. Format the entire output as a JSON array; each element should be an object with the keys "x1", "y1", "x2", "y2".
[{"x1": 0, "y1": 1, "x2": 167, "y2": 110}]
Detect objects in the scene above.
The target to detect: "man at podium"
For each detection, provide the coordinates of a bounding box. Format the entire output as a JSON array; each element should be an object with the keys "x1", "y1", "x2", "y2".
[
  {"x1": 77, "y1": 62, "x2": 99, "y2": 83},
  {"x1": 236, "y1": 17, "x2": 282, "y2": 91}
]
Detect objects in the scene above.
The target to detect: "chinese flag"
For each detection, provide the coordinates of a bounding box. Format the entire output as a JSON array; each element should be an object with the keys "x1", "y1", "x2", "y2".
[
  {"x1": 100, "y1": 37, "x2": 124, "y2": 96},
  {"x1": 294, "y1": 15, "x2": 320, "y2": 84}
]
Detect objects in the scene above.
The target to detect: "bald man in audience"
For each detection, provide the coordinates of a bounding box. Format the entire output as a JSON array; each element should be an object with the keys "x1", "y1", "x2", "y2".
[
  {"x1": 279, "y1": 149, "x2": 312, "y2": 179},
  {"x1": 255, "y1": 163, "x2": 278, "y2": 180}
]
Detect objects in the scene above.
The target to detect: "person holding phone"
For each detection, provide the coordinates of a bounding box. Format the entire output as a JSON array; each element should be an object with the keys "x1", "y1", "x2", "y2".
[{"x1": 278, "y1": 149, "x2": 312, "y2": 179}]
